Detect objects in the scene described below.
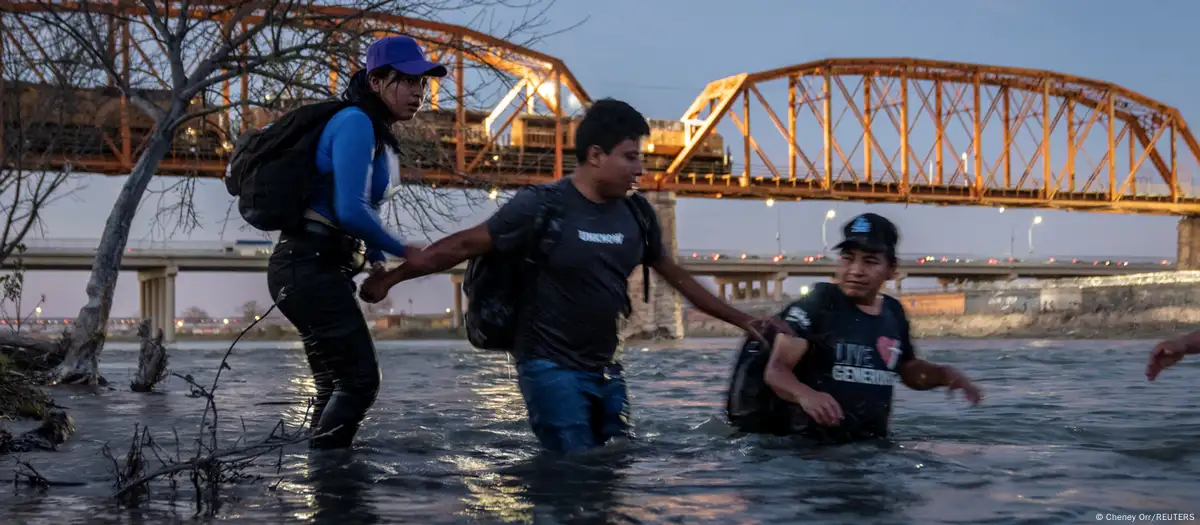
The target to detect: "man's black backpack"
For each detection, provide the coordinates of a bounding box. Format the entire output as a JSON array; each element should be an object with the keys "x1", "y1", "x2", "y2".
[
  {"x1": 462, "y1": 185, "x2": 659, "y2": 351},
  {"x1": 223, "y1": 100, "x2": 353, "y2": 232}
]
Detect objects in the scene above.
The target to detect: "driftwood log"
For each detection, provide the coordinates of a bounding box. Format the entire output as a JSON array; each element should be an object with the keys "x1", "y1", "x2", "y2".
[
  {"x1": 0, "y1": 330, "x2": 67, "y2": 374},
  {"x1": 129, "y1": 318, "x2": 169, "y2": 393},
  {"x1": 0, "y1": 410, "x2": 75, "y2": 454}
]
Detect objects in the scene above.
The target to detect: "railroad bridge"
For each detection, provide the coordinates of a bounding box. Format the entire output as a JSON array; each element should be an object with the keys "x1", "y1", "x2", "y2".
[{"x1": 3, "y1": 3, "x2": 1200, "y2": 340}]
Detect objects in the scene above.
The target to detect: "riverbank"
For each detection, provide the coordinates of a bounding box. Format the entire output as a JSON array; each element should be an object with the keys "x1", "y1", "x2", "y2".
[
  {"x1": 909, "y1": 306, "x2": 1200, "y2": 340},
  {"x1": 686, "y1": 305, "x2": 1200, "y2": 341},
  {"x1": 100, "y1": 305, "x2": 1200, "y2": 344}
]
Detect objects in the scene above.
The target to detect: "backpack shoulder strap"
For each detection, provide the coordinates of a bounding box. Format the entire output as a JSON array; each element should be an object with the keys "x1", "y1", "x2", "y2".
[
  {"x1": 526, "y1": 182, "x2": 567, "y2": 264},
  {"x1": 623, "y1": 192, "x2": 657, "y2": 304}
]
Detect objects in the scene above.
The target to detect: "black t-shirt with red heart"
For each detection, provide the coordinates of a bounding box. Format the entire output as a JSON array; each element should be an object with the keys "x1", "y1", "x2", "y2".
[{"x1": 772, "y1": 281, "x2": 917, "y2": 442}]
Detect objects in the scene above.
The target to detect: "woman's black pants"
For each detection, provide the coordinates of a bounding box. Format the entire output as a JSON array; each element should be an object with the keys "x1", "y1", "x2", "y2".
[{"x1": 267, "y1": 225, "x2": 381, "y2": 449}]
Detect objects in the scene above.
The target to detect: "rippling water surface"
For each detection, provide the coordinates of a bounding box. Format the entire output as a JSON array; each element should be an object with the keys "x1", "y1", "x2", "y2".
[{"x1": 3, "y1": 338, "x2": 1200, "y2": 524}]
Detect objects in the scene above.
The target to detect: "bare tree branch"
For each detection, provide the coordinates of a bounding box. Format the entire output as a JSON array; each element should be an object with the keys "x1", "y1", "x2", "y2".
[{"x1": 4, "y1": 0, "x2": 587, "y2": 387}]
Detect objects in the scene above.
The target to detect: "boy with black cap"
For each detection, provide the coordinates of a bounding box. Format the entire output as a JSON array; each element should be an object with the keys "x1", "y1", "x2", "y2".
[{"x1": 726, "y1": 212, "x2": 982, "y2": 442}]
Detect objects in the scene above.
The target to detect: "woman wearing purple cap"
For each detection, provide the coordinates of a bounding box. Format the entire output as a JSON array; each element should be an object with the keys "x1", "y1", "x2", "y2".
[{"x1": 266, "y1": 35, "x2": 445, "y2": 449}]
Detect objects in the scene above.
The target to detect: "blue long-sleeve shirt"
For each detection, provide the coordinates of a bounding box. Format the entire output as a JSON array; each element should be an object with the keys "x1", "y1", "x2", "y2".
[{"x1": 308, "y1": 106, "x2": 408, "y2": 262}]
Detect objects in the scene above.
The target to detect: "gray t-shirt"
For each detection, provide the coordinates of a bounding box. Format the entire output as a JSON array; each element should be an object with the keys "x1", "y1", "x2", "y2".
[{"x1": 485, "y1": 177, "x2": 664, "y2": 372}]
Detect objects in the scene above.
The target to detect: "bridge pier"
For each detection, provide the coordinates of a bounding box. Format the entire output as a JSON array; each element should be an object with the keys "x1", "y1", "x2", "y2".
[
  {"x1": 450, "y1": 274, "x2": 464, "y2": 329},
  {"x1": 1178, "y1": 216, "x2": 1200, "y2": 270},
  {"x1": 138, "y1": 265, "x2": 178, "y2": 344},
  {"x1": 713, "y1": 273, "x2": 787, "y2": 301},
  {"x1": 624, "y1": 191, "x2": 684, "y2": 340}
]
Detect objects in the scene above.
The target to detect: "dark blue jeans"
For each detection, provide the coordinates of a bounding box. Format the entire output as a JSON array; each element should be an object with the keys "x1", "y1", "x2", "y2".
[{"x1": 516, "y1": 358, "x2": 631, "y2": 454}]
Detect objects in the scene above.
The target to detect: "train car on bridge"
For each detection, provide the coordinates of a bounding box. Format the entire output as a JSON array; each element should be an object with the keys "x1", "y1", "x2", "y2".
[
  {"x1": 4, "y1": 82, "x2": 731, "y2": 178},
  {"x1": 3, "y1": 80, "x2": 228, "y2": 167}
]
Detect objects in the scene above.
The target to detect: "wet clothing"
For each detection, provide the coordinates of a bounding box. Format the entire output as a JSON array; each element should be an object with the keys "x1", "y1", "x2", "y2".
[
  {"x1": 486, "y1": 177, "x2": 663, "y2": 453},
  {"x1": 734, "y1": 282, "x2": 917, "y2": 442},
  {"x1": 266, "y1": 106, "x2": 409, "y2": 449},
  {"x1": 308, "y1": 106, "x2": 408, "y2": 263},
  {"x1": 486, "y1": 177, "x2": 664, "y2": 372},
  {"x1": 268, "y1": 223, "x2": 380, "y2": 448},
  {"x1": 517, "y1": 359, "x2": 631, "y2": 453}
]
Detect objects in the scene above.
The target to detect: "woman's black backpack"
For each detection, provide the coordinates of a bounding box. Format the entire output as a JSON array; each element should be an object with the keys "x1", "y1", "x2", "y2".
[{"x1": 223, "y1": 100, "x2": 353, "y2": 232}]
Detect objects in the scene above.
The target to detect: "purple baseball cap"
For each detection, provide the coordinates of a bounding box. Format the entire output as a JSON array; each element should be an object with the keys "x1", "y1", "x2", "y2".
[{"x1": 365, "y1": 35, "x2": 447, "y2": 78}]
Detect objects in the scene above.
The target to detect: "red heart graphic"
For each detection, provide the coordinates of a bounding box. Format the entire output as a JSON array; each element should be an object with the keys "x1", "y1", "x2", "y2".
[{"x1": 876, "y1": 336, "x2": 898, "y2": 367}]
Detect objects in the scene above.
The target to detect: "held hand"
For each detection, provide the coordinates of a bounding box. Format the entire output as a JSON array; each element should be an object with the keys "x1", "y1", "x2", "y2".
[
  {"x1": 400, "y1": 246, "x2": 434, "y2": 277},
  {"x1": 1147, "y1": 338, "x2": 1187, "y2": 381},
  {"x1": 358, "y1": 273, "x2": 391, "y2": 304},
  {"x1": 944, "y1": 367, "x2": 983, "y2": 405},
  {"x1": 741, "y1": 317, "x2": 795, "y2": 347},
  {"x1": 368, "y1": 261, "x2": 386, "y2": 276},
  {"x1": 797, "y1": 390, "x2": 844, "y2": 426}
]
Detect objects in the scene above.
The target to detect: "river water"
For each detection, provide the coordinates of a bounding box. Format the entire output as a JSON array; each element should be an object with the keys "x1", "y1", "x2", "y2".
[{"x1": 2, "y1": 338, "x2": 1199, "y2": 524}]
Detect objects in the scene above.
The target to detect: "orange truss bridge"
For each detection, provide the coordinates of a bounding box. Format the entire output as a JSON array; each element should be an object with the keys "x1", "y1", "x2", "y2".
[
  {"x1": 2, "y1": 4, "x2": 1199, "y2": 215},
  {"x1": 654, "y1": 58, "x2": 1200, "y2": 215}
]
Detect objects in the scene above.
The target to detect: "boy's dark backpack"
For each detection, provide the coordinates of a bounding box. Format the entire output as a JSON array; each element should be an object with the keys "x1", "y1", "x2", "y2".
[
  {"x1": 725, "y1": 283, "x2": 837, "y2": 434},
  {"x1": 462, "y1": 186, "x2": 658, "y2": 352},
  {"x1": 725, "y1": 320, "x2": 786, "y2": 432},
  {"x1": 223, "y1": 100, "x2": 353, "y2": 232}
]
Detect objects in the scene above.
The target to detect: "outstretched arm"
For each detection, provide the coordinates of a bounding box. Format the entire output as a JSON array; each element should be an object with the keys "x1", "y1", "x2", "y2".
[
  {"x1": 1146, "y1": 330, "x2": 1200, "y2": 381},
  {"x1": 891, "y1": 303, "x2": 982, "y2": 404},
  {"x1": 898, "y1": 360, "x2": 957, "y2": 390},
  {"x1": 652, "y1": 255, "x2": 756, "y2": 330},
  {"x1": 898, "y1": 359, "x2": 982, "y2": 405},
  {"x1": 377, "y1": 224, "x2": 492, "y2": 286},
  {"x1": 369, "y1": 186, "x2": 547, "y2": 290}
]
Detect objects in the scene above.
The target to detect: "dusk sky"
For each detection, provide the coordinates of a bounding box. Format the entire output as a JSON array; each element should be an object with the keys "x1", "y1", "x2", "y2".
[{"x1": 14, "y1": 0, "x2": 1200, "y2": 318}]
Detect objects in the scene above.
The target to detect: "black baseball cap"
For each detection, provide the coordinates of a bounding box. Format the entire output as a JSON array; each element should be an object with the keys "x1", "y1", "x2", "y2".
[{"x1": 834, "y1": 213, "x2": 899, "y2": 255}]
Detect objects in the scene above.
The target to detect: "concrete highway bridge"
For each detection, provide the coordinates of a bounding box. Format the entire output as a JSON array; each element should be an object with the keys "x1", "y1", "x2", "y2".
[{"x1": 3, "y1": 238, "x2": 1173, "y2": 343}]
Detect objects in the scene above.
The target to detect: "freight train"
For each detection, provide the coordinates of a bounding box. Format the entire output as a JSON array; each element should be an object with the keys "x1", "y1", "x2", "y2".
[
  {"x1": 0, "y1": 80, "x2": 228, "y2": 164},
  {"x1": 2, "y1": 81, "x2": 731, "y2": 176}
]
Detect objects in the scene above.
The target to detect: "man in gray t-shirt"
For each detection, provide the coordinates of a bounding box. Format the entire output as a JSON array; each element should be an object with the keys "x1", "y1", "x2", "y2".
[
  {"x1": 484, "y1": 176, "x2": 663, "y2": 372},
  {"x1": 360, "y1": 98, "x2": 785, "y2": 454}
]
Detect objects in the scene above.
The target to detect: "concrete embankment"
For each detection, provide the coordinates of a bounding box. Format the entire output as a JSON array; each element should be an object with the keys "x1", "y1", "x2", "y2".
[{"x1": 686, "y1": 271, "x2": 1200, "y2": 340}]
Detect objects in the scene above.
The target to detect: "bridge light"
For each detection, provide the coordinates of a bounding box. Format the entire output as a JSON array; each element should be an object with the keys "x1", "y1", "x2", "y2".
[
  {"x1": 445, "y1": 307, "x2": 452, "y2": 314},
  {"x1": 765, "y1": 197, "x2": 775, "y2": 207},
  {"x1": 800, "y1": 285, "x2": 810, "y2": 296},
  {"x1": 998, "y1": 207, "x2": 1006, "y2": 213},
  {"x1": 222, "y1": 318, "x2": 229, "y2": 325},
  {"x1": 254, "y1": 315, "x2": 261, "y2": 321},
  {"x1": 487, "y1": 188, "x2": 499, "y2": 200}
]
